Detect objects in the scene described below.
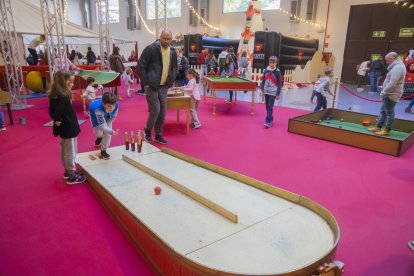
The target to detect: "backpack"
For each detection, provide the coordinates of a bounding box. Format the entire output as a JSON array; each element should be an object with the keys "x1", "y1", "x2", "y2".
[{"x1": 240, "y1": 57, "x2": 249, "y2": 69}]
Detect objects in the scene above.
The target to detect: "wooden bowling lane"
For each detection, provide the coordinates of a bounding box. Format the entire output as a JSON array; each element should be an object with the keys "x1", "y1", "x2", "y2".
[
  {"x1": 122, "y1": 155, "x2": 238, "y2": 223},
  {"x1": 77, "y1": 143, "x2": 339, "y2": 275},
  {"x1": 186, "y1": 207, "x2": 335, "y2": 274}
]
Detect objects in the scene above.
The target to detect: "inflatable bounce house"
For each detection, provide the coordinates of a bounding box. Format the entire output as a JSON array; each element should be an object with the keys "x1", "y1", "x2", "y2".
[{"x1": 184, "y1": 0, "x2": 319, "y2": 76}]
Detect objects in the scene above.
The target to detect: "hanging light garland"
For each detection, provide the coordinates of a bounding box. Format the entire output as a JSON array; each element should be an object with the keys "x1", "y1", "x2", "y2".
[
  {"x1": 387, "y1": 0, "x2": 414, "y2": 9},
  {"x1": 276, "y1": 7, "x2": 323, "y2": 27},
  {"x1": 184, "y1": 0, "x2": 220, "y2": 31},
  {"x1": 134, "y1": 0, "x2": 155, "y2": 35},
  {"x1": 63, "y1": 0, "x2": 68, "y2": 23}
]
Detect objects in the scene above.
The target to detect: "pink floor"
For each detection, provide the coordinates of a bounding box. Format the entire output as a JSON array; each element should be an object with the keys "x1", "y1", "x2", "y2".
[{"x1": 1, "y1": 90, "x2": 414, "y2": 275}]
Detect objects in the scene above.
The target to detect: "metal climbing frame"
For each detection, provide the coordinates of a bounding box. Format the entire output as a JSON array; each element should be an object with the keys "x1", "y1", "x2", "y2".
[
  {"x1": 97, "y1": 0, "x2": 111, "y2": 71},
  {"x1": 0, "y1": 0, "x2": 26, "y2": 109},
  {"x1": 155, "y1": 0, "x2": 167, "y2": 38},
  {"x1": 40, "y1": 0, "x2": 67, "y2": 80}
]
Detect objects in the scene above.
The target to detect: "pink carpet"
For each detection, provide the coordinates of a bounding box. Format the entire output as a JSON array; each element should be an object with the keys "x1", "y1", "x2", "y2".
[{"x1": 1, "y1": 88, "x2": 413, "y2": 275}]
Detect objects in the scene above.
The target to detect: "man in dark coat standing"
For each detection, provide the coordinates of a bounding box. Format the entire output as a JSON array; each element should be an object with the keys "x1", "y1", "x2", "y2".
[{"x1": 138, "y1": 29, "x2": 177, "y2": 145}]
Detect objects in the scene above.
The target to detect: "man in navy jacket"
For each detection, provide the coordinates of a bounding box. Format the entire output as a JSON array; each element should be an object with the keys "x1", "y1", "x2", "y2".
[{"x1": 138, "y1": 29, "x2": 177, "y2": 145}]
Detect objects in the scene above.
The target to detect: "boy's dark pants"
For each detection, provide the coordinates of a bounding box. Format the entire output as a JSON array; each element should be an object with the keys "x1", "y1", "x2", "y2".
[
  {"x1": 314, "y1": 93, "x2": 327, "y2": 111},
  {"x1": 265, "y1": 94, "x2": 276, "y2": 123}
]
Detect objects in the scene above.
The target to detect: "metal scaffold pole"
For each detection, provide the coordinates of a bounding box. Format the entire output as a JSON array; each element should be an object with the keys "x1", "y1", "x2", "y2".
[
  {"x1": 40, "y1": 0, "x2": 67, "y2": 80},
  {"x1": 155, "y1": 0, "x2": 167, "y2": 38},
  {"x1": 97, "y1": 0, "x2": 111, "y2": 71},
  {"x1": 0, "y1": 0, "x2": 27, "y2": 110}
]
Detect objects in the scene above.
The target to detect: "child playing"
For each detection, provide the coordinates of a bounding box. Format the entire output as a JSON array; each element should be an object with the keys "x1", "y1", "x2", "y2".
[
  {"x1": 260, "y1": 56, "x2": 282, "y2": 128},
  {"x1": 182, "y1": 68, "x2": 201, "y2": 129},
  {"x1": 48, "y1": 70, "x2": 86, "y2": 184},
  {"x1": 239, "y1": 50, "x2": 250, "y2": 79},
  {"x1": 313, "y1": 68, "x2": 334, "y2": 111},
  {"x1": 89, "y1": 92, "x2": 120, "y2": 160},
  {"x1": 221, "y1": 56, "x2": 235, "y2": 103},
  {"x1": 125, "y1": 67, "x2": 134, "y2": 97},
  {"x1": 310, "y1": 74, "x2": 322, "y2": 103},
  {"x1": 81, "y1": 77, "x2": 98, "y2": 116}
]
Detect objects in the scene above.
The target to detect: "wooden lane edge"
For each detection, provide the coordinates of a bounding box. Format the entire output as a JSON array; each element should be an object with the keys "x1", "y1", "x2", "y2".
[
  {"x1": 161, "y1": 147, "x2": 301, "y2": 204},
  {"x1": 80, "y1": 167, "x2": 207, "y2": 276},
  {"x1": 81, "y1": 166, "x2": 338, "y2": 276},
  {"x1": 122, "y1": 155, "x2": 238, "y2": 224},
  {"x1": 160, "y1": 148, "x2": 341, "y2": 272},
  {"x1": 160, "y1": 147, "x2": 341, "y2": 239}
]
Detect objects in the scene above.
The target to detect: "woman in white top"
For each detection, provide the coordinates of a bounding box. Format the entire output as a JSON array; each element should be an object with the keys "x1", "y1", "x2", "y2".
[{"x1": 357, "y1": 58, "x2": 371, "y2": 88}]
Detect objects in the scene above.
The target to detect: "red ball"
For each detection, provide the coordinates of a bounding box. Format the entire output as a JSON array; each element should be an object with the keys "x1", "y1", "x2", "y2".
[{"x1": 154, "y1": 186, "x2": 161, "y2": 195}]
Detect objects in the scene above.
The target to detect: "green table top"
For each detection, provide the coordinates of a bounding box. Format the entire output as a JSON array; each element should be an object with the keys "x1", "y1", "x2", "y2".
[
  {"x1": 317, "y1": 120, "x2": 410, "y2": 141},
  {"x1": 77, "y1": 70, "x2": 120, "y2": 84},
  {"x1": 205, "y1": 76, "x2": 252, "y2": 83}
]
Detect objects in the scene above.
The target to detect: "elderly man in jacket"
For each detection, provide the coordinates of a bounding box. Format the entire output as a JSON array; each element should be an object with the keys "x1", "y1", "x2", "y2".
[
  {"x1": 368, "y1": 52, "x2": 406, "y2": 136},
  {"x1": 138, "y1": 29, "x2": 177, "y2": 144}
]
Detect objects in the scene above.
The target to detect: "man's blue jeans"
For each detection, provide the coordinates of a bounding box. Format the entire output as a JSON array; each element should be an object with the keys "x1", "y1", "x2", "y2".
[
  {"x1": 377, "y1": 97, "x2": 397, "y2": 130},
  {"x1": 370, "y1": 71, "x2": 378, "y2": 92}
]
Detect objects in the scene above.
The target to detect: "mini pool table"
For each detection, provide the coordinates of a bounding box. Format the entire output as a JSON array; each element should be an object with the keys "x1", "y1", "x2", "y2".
[
  {"x1": 203, "y1": 76, "x2": 257, "y2": 115},
  {"x1": 288, "y1": 108, "x2": 414, "y2": 157},
  {"x1": 74, "y1": 70, "x2": 120, "y2": 89}
]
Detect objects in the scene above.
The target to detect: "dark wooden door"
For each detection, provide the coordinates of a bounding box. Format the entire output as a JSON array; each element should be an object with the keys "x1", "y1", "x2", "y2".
[{"x1": 341, "y1": 3, "x2": 414, "y2": 83}]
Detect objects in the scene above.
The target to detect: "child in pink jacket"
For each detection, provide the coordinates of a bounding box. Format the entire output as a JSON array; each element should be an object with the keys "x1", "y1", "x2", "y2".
[{"x1": 183, "y1": 68, "x2": 201, "y2": 129}]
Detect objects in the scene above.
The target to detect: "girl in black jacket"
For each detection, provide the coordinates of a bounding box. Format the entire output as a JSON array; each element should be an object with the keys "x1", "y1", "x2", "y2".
[{"x1": 49, "y1": 70, "x2": 86, "y2": 185}]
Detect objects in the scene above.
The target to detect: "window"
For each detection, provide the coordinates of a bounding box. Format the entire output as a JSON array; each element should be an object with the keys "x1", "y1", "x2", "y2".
[
  {"x1": 223, "y1": 0, "x2": 280, "y2": 13},
  {"x1": 146, "y1": 0, "x2": 181, "y2": 20},
  {"x1": 290, "y1": 0, "x2": 301, "y2": 22},
  {"x1": 189, "y1": 0, "x2": 198, "y2": 26},
  {"x1": 126, "y1": 0, "x2": 141, "y2": 30},
  {"x1": 306, "y1": 0, "x2": 317, "y2": 21},
  {"x1": 95, "y1": 0, "x2": 120, "y2": 24}
]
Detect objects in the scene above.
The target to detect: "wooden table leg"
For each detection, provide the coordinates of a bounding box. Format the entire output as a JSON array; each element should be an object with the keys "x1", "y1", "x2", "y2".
[
  {"x1": 176, "y1": 109, "x2": 179, "y2": 122},
  {"x1": 6, "y1": 103, "x2": 13, "y2": 125},
  {"x1": 186, "y1": 108, "x2": 190, "y2": 134},
  {"x1": 235, "y1": 91, "x2": 237, "y2": 102},
  {"x1": 204, "y1": 82, "x2": 207, "y2": 101},
  {"x1": 213, "y1": 90, "x2": 216, "y2": 116},
  {"x1": 251, "y1": 90, "x2": 255, "y2": 115}
]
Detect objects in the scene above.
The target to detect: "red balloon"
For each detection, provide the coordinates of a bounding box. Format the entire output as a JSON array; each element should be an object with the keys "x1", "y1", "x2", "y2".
[{"x1": 154, "y1": 186, "x2": 161, "y2": 195}]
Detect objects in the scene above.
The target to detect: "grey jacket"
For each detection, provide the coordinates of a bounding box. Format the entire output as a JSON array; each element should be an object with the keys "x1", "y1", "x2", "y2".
[
  {"x1": 380, "y1": 59, "x2": 406, "y2": 103},
  {"x1": 314, "y1": 76, "x2": 332, "y2": 97}
]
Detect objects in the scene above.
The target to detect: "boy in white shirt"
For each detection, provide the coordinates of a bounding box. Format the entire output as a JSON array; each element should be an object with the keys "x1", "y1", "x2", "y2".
[
  {"x1": 82, "y1": 77, "x2": 99, "y2": 116},
  {"x1": 125, "y1": 67, "x2": 134, "y2": 97}
]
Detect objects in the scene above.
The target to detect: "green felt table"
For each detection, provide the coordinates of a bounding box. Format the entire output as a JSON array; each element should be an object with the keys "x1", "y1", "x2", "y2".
[
  {"x1": 318, "y1": 120, "x2": 409, "y2": 141},
  {"x1": 205, "y1": 76, "x2": 253, "y2": 83},
  {"x1": 203, "y1": 76, "x2": 257, "y2": 115},
  {"x1": 77, "y1": 70, "x2": 120, "y2": 85}
]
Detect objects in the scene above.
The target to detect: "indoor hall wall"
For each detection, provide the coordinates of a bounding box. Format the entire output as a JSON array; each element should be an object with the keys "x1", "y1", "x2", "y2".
[
  {"x1": 25, "y1": 0, "x2": 86, "y2": 26},
  {"x1": 89, "y1": 0, "x2": 201, "y2": 58},
  {"x1": 88, "y1": 0, "x2": 390, "y2": 78}
]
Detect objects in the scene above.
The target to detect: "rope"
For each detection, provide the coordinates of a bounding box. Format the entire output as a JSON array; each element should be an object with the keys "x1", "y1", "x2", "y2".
[
  {"x1": 340, "y1": 83, "x2": 414, "y2": 102},
  {"x1": 339, "y1": 83, "x2": 382, "y2": 102}
]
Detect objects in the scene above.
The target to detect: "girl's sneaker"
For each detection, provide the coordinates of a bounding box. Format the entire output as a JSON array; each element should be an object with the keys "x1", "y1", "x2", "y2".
[
  {"x1": 67, "y1": 174, "x2": 86, "y2": 185},
  {"x1": 264, "y1": 122, "x2": 270, "y2": 128}
]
